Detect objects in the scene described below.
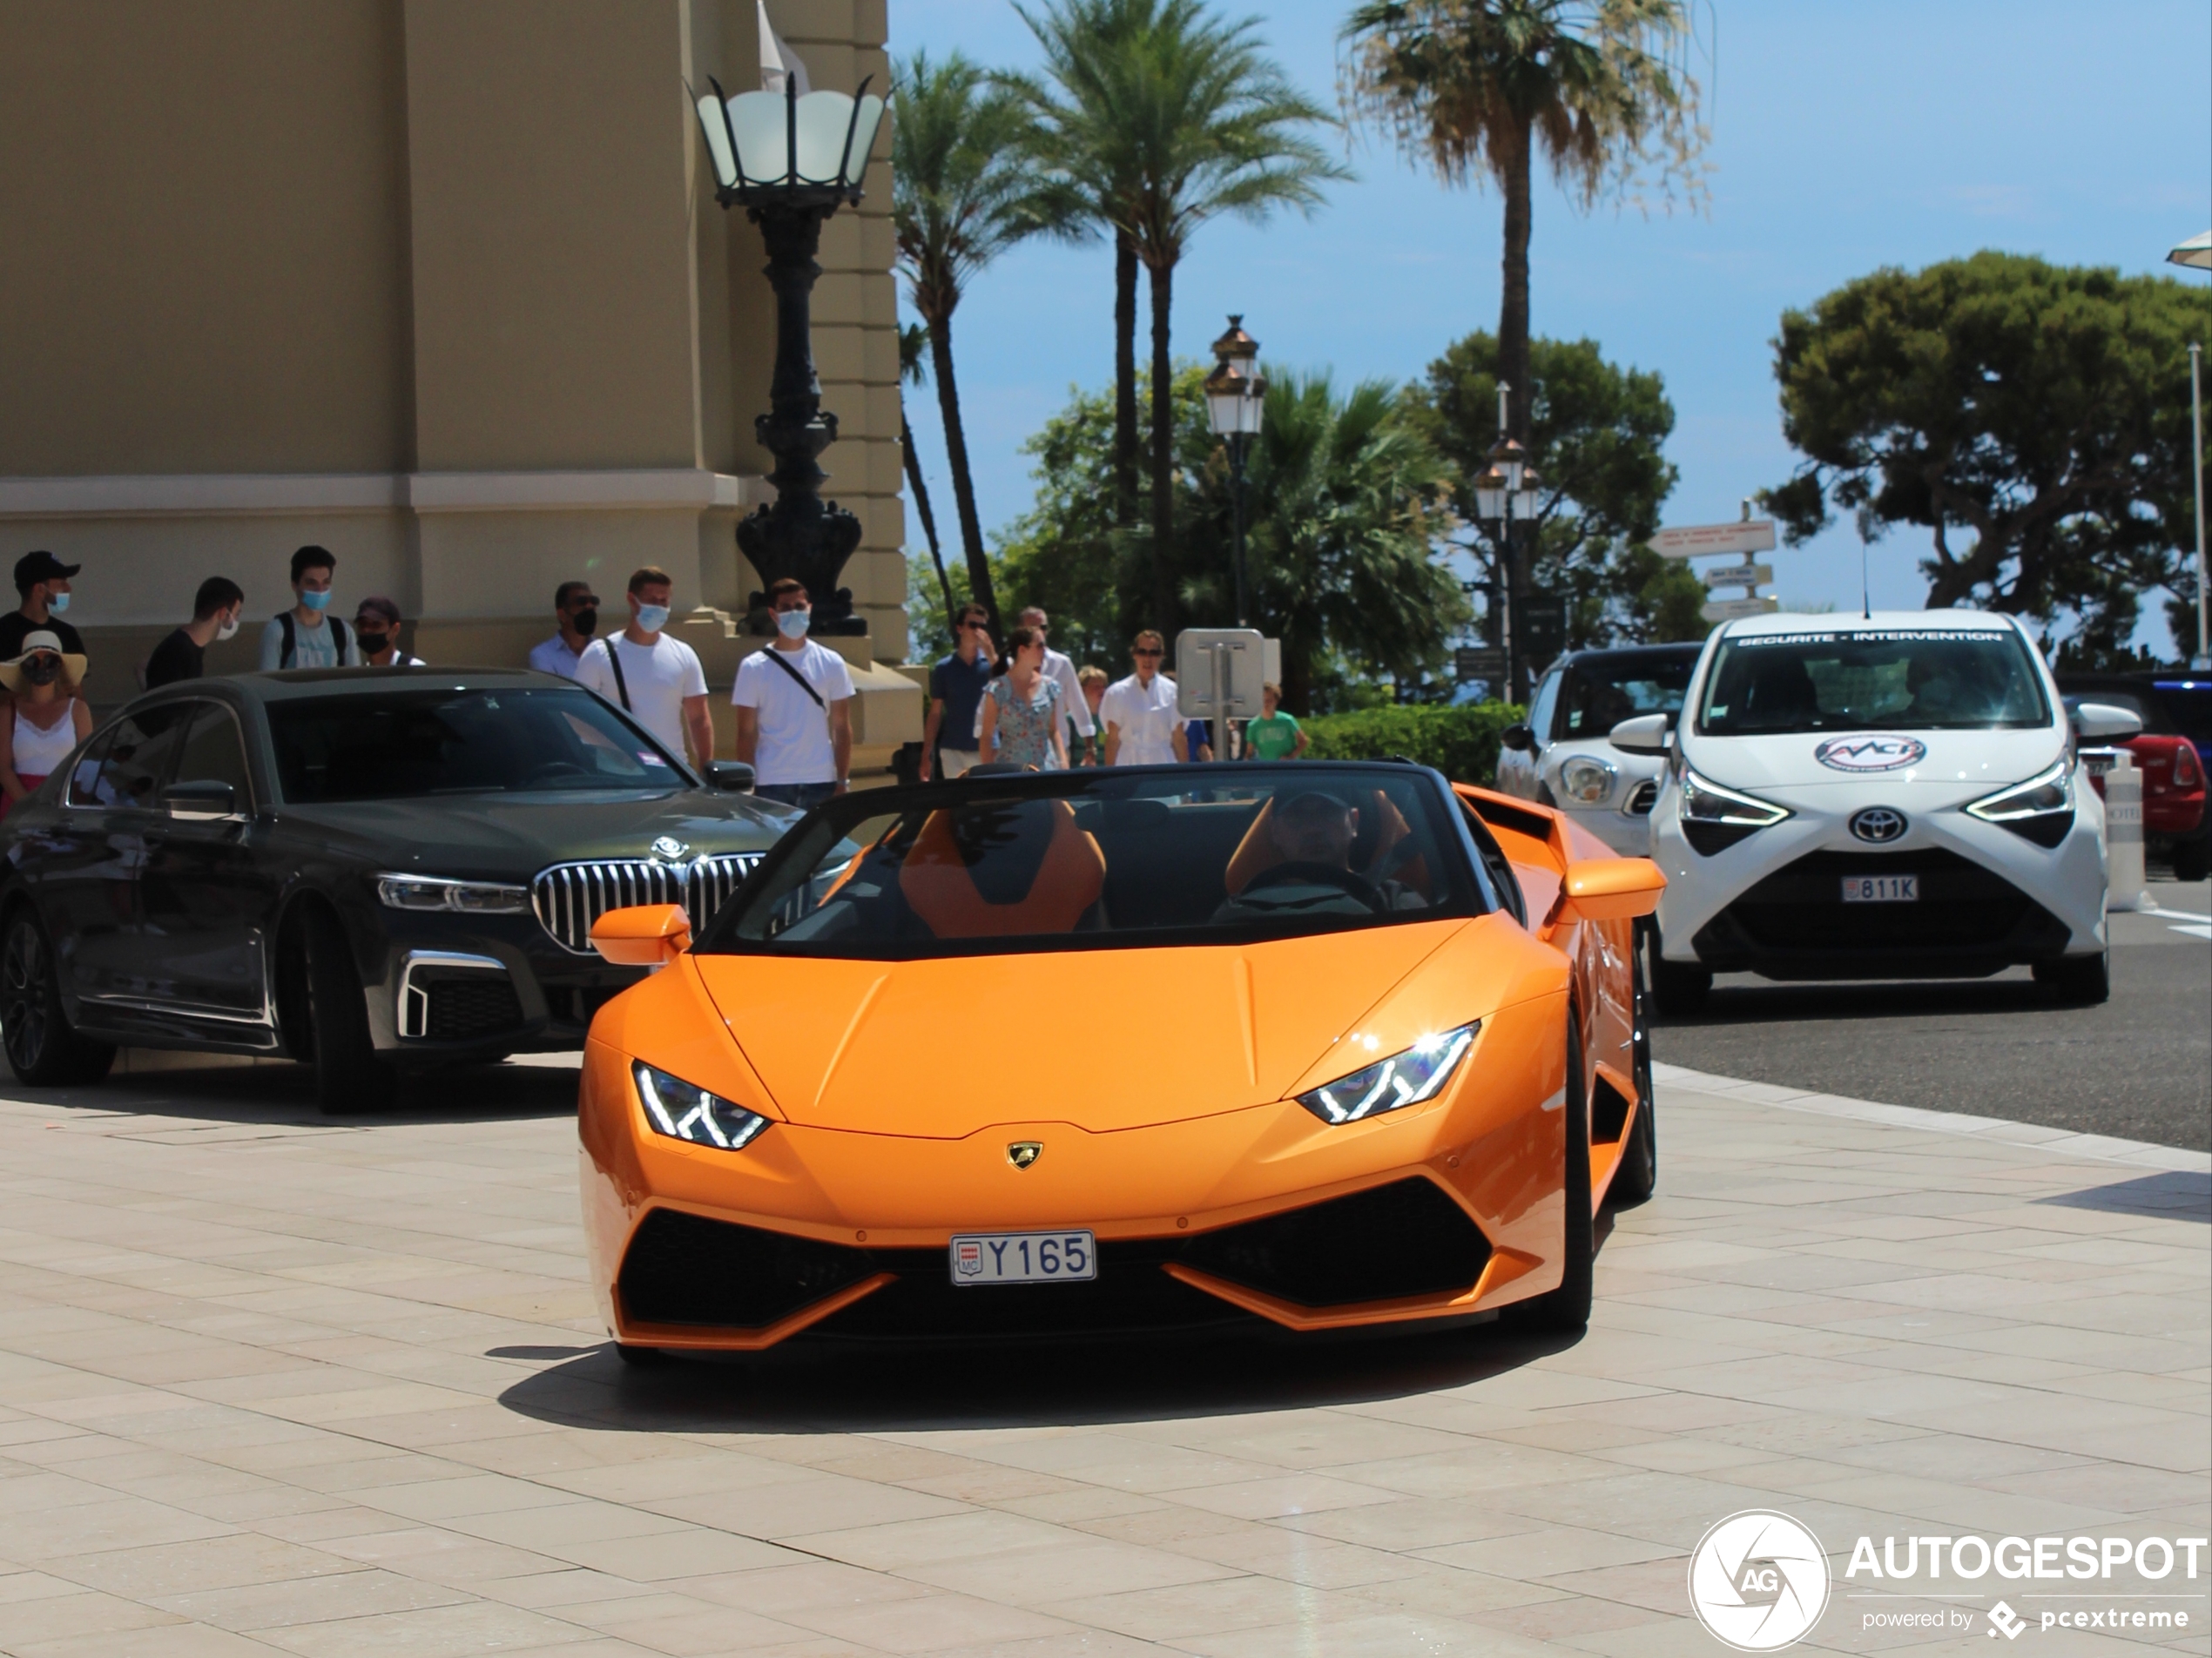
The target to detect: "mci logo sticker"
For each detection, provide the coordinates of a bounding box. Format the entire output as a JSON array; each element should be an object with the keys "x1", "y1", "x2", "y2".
[{"x1": 1815, "y1": 734, "x2": 1927, "y2": 772}]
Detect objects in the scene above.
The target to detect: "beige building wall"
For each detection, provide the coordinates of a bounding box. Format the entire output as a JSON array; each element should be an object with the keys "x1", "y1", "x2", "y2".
[{"x1": 0, "y1": 0, "x2": 915, "y2": 748}]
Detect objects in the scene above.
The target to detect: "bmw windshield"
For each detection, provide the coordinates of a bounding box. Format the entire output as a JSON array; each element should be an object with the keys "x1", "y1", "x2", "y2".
[
  {"x1": 268, "y1": 688, "x2": 690, "y2": 802},
  {"x1": 1697, "y1": 629, "x2": 2050, "y2": 736},
  {"x1": 698, "y1": 765, "x2": 1488, "y2": 960}
]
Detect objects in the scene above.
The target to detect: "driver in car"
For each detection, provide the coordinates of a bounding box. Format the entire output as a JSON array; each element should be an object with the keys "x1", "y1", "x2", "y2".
[{"x1": 1214, "y1": 791, "x2": 1427, "y2": 921}]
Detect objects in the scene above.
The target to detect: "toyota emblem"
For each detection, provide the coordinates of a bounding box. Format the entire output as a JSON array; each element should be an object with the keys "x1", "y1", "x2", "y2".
[{"x1": 1849, "y1": 806, "x2": 1907, "y2": 844}]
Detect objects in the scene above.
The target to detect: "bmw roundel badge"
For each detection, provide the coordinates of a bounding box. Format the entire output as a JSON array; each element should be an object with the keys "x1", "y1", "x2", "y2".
[{"x1": 1849, "y1": 806, "x2": 1907, "y2": 844}]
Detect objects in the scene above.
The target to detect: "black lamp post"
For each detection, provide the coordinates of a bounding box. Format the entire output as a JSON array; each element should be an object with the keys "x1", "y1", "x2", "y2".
[
  {"x1": 1204, "y1": 317, "x2": 1266, "y2": 627},
  {"x1": 694, "y1": 74, "x2": 887, "y2": 633},
  {"x1": 1472, "y1": 382, "x2": 1541, "y2": 698}
]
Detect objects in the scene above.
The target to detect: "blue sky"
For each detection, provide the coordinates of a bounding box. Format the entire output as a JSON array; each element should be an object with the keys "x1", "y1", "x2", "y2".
[{"x1": 884, "y1": 0, "x2": 2212, "y2": 652}]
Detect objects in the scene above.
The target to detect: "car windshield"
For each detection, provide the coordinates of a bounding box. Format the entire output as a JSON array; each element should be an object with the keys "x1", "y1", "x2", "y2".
[
  {"x1": 1554, "y1": 652, "x2": 1696, "y2": 740},
  {"x1": 1698, "y1": 629, "x2": 2050, "y2": 735},
  {"x1": 698, "y1": 765, "x2": 1485, "y2": 960},
  {"x1": 2153, "y1": 682, "x2": 2212, "y2": 745},
  {"x1": 268, "y1": 688, "x2": 688, "y2": 803}
]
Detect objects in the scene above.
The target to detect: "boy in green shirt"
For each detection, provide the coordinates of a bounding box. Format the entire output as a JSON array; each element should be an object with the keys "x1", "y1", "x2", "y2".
[{"x1": 1244, "y1": 682, "x2": 1309, "y2": 760}]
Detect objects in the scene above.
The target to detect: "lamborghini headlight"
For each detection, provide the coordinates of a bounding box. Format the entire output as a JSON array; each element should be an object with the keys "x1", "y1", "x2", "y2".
[
  {"x1": 1559, "y1": 756, "x2": 1618, "y2": 805},
  {"x1": 633, "y1": 1062, "x2": 770, "y2": 1150},
  {"x1": 1297, "y1": 1023, "x2": 1479, "y2": 1125},
  {"x1": 1965, "y1": 761, "x2": 2072, "y2": 823}
]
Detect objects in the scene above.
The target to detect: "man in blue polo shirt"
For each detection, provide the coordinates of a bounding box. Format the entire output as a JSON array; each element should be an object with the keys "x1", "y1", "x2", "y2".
[{"x1": 921, "y1": 603, "x2": 995, "y2": 779}]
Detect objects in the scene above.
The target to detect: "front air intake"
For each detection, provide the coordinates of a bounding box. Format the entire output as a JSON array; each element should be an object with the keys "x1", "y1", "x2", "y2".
[
  {"x1": 1179, "y1": 1177, "x2": 1491, "y2": 1307},
  {"x1": 617, "y1": 1209, "x2": 875, "y2": 1329}
]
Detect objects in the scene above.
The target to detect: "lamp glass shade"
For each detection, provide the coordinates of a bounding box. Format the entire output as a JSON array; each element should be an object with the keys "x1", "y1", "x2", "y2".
[
  {"x1": 698, "y1": 88, "x2": 886, "y2": 194},
  {"x1": 1499, "y1": 457, "x2": 1525, "y2": 492},
  {"x1": 1512, "y1": 487, "x2": 1541, "y2": 521},
  {"x1": 1206, "y1": 390, "x2": 1244, "y2": 436},
  {"x1": 1474, "y1": 485, "x2": 1505, "y2": 520}
]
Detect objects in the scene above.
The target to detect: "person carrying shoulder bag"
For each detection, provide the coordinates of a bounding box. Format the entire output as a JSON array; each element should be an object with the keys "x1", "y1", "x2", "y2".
[{"x1": 731, "y1": 578, "x2": 853, "y2": 811}]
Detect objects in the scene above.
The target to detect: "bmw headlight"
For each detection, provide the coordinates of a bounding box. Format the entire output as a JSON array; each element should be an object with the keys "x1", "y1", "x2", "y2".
[
  {"x1": 1677, "y1": 768, "x2": 1791, "y2": 854},
  {"x1": 377, "y1": 873, "x2": 529, "y2": 913},
  {"x1": 1297, "y1": 1023, "x2": 1479, "y2": 1125},
  {"x1": 1559, "y1": 756, "x2": 1618, "y2": 805},
  {"x1": 1964, "y1": 761, "x2": 2074, "y2": 846},
  {"x1": 1965, "y1": 761, "x2": 2072, "y2": 823},
  {"x1": 633, "y1": 1062, "x2": 770, "y2": 1150}
]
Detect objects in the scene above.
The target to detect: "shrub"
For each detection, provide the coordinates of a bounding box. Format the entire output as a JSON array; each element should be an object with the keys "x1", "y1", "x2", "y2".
[{"x1": 1301, "y1": 702, "x2": 1524, "y2": 785}]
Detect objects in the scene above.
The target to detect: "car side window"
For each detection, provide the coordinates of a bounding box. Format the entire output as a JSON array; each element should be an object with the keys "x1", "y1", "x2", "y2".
[
  {"x1": 66, "y1": 729, "x2": 115, "y2": 807},
  {"x1": 1527, "y1": 671, "x2": 1564, "y2": 746},
  {"x1": 80, "y1": 706, "x2": 193, "y2": 811},
  {"x1": 174, "y1": 704, "x2": 253, "y2": 809}
]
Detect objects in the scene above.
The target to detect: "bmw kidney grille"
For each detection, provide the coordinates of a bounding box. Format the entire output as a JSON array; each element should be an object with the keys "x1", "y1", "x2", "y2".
[{"x1": 531, "y1": 854, "x2": 764, "y2": 954}]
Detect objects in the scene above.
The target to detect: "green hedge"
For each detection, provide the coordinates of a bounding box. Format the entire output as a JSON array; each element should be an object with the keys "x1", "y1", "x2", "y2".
[{"x1": 1301, "y1": 702, "x2": 1524, "y2": 785}]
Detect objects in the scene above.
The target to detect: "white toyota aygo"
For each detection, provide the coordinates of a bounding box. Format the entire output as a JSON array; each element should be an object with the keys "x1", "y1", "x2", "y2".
[{"x1": 1611, "y1": 610, "x2": 2139, "y2": 1014}]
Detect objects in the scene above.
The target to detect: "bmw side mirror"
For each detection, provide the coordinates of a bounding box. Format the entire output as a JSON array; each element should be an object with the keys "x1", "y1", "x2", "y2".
[
  {"x1": 1500, "y1": 725, "x2": 1534, "y2": 752},
  {"x1": 163, "y1": 779, "x2": 237, "y2": 819},
  {"x1": 2070, "y1": 702, "x2": 2142, "y2": 743},
  {"x1": 703, "y1": 761, "x2": 755, "y2": 793},
  {"x1": 1608, "y1": 713, "x2": 1673, "y2": 757}
]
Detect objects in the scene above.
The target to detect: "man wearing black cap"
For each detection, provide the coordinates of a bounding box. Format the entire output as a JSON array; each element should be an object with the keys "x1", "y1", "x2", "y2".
[{"x1": 0, "y1": 552, "x2": 84, "y2": 664}]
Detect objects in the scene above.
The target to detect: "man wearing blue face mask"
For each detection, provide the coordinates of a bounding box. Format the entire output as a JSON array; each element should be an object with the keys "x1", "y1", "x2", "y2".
[
  {"x1": 575, "y1": 566, "x2": 713, "y2": 767},
  {"x1": 1, "y1": 551, "x2": 86, "y2": 666},
  {"x1": 732, "y1": 577, "x2": 853, "y2": 809},
  {"x1": 259, "y1": 546, "x2": 361, "y2": 670}
]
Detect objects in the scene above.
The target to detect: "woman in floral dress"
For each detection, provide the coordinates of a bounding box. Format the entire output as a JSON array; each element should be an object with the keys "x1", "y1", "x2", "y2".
[{"x1": 978, "y1": 626, "x2": 1069, "y2": 771}]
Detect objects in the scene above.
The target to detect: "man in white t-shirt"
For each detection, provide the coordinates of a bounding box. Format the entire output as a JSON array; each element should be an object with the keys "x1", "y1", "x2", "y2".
[
  {"x1": 1019, "y1": 605, "x2": 1096, "y2": 765},
  {"x1": 731, "y1": 577, "x2": 854, "y2": 811},
  {"x1": 574, "y1": 566, "x2": 713, "y2": 767},
  {"x1": 529, "y1": 580, "x2": 600, "y2": 680},
  {"x1": 1101, "y1": 629, "x2": 1187, "y2": 765}
]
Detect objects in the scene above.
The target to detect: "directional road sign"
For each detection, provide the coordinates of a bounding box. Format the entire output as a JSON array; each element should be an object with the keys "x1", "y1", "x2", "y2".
[
  {"x1": 1455, "y1": 647, "x2": 1507, "y2": 681},
  {"x1": 1700, "y1": 562, "x2": 1774, "y2": 590},
  {"x1": 1652, "y1": 520, "x2": 1777, "y2": 560}
]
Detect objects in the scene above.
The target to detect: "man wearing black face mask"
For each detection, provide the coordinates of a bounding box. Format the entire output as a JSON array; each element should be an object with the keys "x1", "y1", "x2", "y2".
[
  {"x1": 354, "y1": 596, "x2": 423, "y2": 666},
  {"x1": 529, "y1": 581, "x2": 600, "y2": 680}
]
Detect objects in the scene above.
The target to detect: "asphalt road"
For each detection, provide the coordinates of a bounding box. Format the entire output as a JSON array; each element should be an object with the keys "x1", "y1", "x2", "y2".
[{"x1": 1653, "y1": 876, "x2": 2212, "y2": 1152}]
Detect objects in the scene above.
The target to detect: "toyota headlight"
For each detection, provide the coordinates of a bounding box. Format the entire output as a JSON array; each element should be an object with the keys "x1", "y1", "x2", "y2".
[
  {"x1": 1964, "y1": 761, "x2": 2074, "y2": 846},
  {"x1": 1677, "y1": 768, "x2": 1791, "y2": 854},
  {"x1": 377, "y1": 873, "x2": 529, "y2": 913},
  {"x1": 633, "y1": 1062, "x2": 771, "y2": 1150},
  {"x1": 1297, "y1": 1024, "x2": 1479, "y2": 1125},
  {"x1": 1559, "y1": 756, "x2": 1618, "y2": 805},
  {"x1": 1965, "y1": 761, "x2": 2072, "y2": 822}
]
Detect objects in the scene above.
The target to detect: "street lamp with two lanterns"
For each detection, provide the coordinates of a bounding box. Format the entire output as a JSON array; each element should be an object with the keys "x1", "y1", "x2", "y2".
[
  {"x1": 1204, "y1": 316, "x2": 1267, "y2": 628},
  {"x1": 1470, "y1": 384, "x2": 1542, "y2": 698}
]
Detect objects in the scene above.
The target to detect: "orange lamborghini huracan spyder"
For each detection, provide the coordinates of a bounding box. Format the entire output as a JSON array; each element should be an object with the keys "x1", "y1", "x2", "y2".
[{"x1": 576, "y1": 761, "x2": 1662, "y2": 1358}]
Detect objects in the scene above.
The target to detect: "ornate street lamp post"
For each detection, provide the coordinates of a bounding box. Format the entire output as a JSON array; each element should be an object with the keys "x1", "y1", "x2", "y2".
[
  {"x1": 694, "y1": 74, "x2": 887, "y2": 632},
  {"x1": 1204, "y1": 317, "x2": 1267, "y2": 628},
  {"x1": 1472, "y1": 383, "x2": 1541, "y2": 699}
]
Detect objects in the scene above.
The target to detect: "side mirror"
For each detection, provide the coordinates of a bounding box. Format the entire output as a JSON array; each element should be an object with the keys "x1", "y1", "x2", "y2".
[
  {"x1": 1500, "y1": 724, "x2": 1534, "y2": 752},
  {"x1": 704, "y1": 760, "x2": 755, "y2": 793},
  {"x1": 163, "y1": 779, "x2": 237, "y2": 820},
  {"x1": 1553, "y1": 857, "x2": 1666, "y2": 925},
  {"x1": 1608, "y1": 713, "x2": 1673, "y2": 756},
  {"x1": 2072, "y1": 702, "x2": 2143, "y2": 743},
  {"x1": 590, "y1": 903, "x2": 692, "y2": 968}
]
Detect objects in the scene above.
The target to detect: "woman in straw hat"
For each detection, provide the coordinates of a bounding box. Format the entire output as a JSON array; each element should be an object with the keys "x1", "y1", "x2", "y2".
[{"x1": 1, "y1": 630, "x2": 91, "y2": 818}]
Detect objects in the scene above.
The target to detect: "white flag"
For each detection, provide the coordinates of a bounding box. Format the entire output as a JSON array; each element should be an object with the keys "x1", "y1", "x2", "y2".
[{"x1": 758, "y1": 0, "x2": 811, "y2": 95}]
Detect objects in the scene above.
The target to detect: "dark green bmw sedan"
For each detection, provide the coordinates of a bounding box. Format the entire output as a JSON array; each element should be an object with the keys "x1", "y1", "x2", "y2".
[{"x1": 0, "y1": 669, "x2": 794, "y2": 1110}]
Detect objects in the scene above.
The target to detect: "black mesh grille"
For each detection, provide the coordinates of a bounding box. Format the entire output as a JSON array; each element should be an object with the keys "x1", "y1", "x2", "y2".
[
  {"x1": 1179, "y1": 1178, "x2": 1491, "y2": 1307},
  {"x1": 1693, "y1": 847, "x2": 2068, "y2": 974},
  {"x1": 618, "y1": 1209, "x2": 876, "y2": 1329},
  {"x1": 424, "y1": 977, "x2": 524, "y2": 1040}
]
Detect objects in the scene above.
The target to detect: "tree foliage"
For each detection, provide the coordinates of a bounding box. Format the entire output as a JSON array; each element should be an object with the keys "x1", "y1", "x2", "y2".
[
  {"x1": 1402, "y1": 329, "x2": 1704, "y2": 646},
  {"x1": 1764, "y1": 252, "x2": 2212, "y2": 654},
  {"x1": 1302, "y1": 701, "x2": 1523, "y2": 782}
]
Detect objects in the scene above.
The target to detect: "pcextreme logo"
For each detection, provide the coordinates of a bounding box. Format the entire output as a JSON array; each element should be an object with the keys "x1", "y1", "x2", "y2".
[{"x1": 1688, "y1": 1511, "x2": 1831, "y2": 1650}]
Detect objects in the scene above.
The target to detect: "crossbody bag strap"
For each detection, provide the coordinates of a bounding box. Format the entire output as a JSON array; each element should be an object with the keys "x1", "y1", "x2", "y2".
[
  {"x1": 605, "y1": 641, "x2": 631, "y2": 710},
  {"x1": 756, "y1": 646, "x2": 826, "y2": 710},
  {"x1": 278, "y1": 613, "x2": 294, "y2": 668}
]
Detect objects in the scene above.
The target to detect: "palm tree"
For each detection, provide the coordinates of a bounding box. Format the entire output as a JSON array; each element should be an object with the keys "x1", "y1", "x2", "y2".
[
  {"x1": 1012, "y1": 0, "x2": 1153, "y2": 532},
  {"x1": 894, "y1": 50, "x2": 1059, "y2": 639},
  {"x1": 1022, "y1": 3, "x2": 1344, "y2": 636},
  {"x1": 897, "y1": 324, "x2": 958, "y2": 632},
  {"x1": 1341, "y1": 0, "x2": 1703, "y2": 664}
]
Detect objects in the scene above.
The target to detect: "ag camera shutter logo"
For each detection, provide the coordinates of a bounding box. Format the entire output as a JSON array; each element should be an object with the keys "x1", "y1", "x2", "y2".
[{"x1": 1689, "y1": 1510, "x2": 1831, "y2": 1650}]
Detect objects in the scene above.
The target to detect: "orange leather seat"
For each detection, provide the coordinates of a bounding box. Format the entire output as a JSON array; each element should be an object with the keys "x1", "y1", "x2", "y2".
[
  {"x1": 899, "y1": 800, "x2": 1107, "y2": 938},
  {"x1": 1224, "y1": 790, "x2": 1431, "y2": 898}
]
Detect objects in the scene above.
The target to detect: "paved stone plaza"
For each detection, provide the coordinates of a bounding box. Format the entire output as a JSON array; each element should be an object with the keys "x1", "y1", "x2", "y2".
[{"x1": 0, "y1": 1055, "x2": 2204, "y2": 1656}]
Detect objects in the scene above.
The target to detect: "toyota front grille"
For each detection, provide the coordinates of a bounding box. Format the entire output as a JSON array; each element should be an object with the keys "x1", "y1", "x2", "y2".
[{"x1": 531, "y1": 855, "x2": 763, "y2": 954}]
